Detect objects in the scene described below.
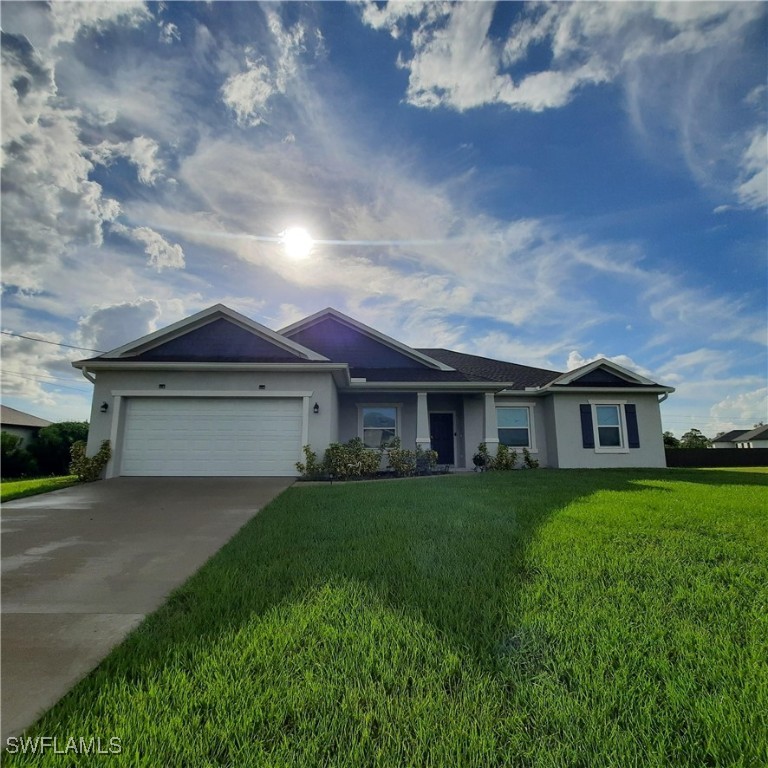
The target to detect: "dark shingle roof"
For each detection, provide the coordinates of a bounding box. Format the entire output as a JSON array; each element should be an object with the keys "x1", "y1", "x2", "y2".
[
  {"x1": 416, "y1": 349, "x2": 561, "y2": 389},
  {"x1": 737, "y1": 425, "x2": 768, "y2": 442},
  {"x1": 711, "y1": 429, "x2": 750, "y2": 442},
  {"x1": 350, "y1": 367, "x2": 475, "y2": 383}
]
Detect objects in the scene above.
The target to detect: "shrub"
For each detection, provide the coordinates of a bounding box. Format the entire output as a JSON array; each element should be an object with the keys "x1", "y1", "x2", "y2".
[
  {"x1": 522, "y1": 447, "x2": 540, "y2": 469},
  {"x1": 415, "y1": 446, "x2": 438, "y2": 475},
  {"x1": 296, "y1": 445, "x2": 323, "y2": 480},
  {"x1": 69, "y1": 440, "x2": 111, "y2": 482},
  {"x1": 1, "y1": 431, "x2": 38, "y2": 478},
  {"x1": 321, "y1": 438, "x2": 382, "y2": 480},
  {"x1": 387, "y1": 437, "x2": 416, "y2": 476},
  {"x1": 473, "y1": 442, "x2": 491, "y2": 471},
  {"x1": 492, "y1": 443, "x2": 518, "y2": 471},
  {"x1": 29, "y1": 422, "x2": 89, "y2": 475}
]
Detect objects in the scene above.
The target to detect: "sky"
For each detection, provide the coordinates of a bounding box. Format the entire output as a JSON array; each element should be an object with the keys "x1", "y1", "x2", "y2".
[{"x1": 1, "y1": 0, "x2": 766, "y2": 438}]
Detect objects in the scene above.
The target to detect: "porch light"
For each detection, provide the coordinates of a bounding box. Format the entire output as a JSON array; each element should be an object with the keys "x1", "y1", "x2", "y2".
[
  {"x1": 100, "y1": 402, "x2": 109, "y2": 413},
  {"x1": 313, "y1": 402, "x2": 320, "y2": 414}
]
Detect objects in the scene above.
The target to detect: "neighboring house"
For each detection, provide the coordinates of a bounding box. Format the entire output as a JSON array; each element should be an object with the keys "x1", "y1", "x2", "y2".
[
  {"x1": 1, "y1": 405, "x2": 52, "y2": 446},
  {"x1": 710, "y1": 429, "x2": 750, "y2": 448},
  {"x1": 712, "y1": 425, "x2": 768, "y2": 449},
  {"x1": 72, "y1": 304, "x2": 675, "y2": 478}
]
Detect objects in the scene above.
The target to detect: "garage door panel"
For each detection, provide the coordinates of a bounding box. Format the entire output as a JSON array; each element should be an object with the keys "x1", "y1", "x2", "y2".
[{"x1": 121, "y1": 398, "x2": 303, "y2": 476}]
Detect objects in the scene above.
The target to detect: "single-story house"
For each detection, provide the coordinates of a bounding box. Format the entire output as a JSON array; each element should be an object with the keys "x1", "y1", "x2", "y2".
[
  {"x1": 1, "y1": 405, "x2": 52, "y2": 446},
  {"x1": 73, "y1": 304, "x2": 675, "y2": 478},
  {"x1": 710, "y1": 429, "x2": 750, "y2": 448},
  {"x1": 712, "y1": 425, "x2": 768, "y2": 449}
]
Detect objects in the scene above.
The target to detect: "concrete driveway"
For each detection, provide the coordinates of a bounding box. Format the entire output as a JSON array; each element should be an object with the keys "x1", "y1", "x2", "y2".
[{"x1": 1, "y1": 476, "x2": 293, "y2": 743}]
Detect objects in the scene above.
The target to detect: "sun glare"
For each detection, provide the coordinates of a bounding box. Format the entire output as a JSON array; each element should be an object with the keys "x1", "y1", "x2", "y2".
[{"x1": 280, "y1": 227, "x2": 314, "y2": 260}]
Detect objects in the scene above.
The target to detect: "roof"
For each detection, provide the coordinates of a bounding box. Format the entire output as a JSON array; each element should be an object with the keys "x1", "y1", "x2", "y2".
[
  {"x1": 736, "y1": 425, "x2": 768, "y2": 442},
  {"x1": 1, "y1": 405, "x2": 52, "y2": 428},
  {"x1": 416, "y1": 349, "x2": 561, "y2": 388},
  {"x1": 711, "y1": 429, "x2": 750, "y2": 442}
]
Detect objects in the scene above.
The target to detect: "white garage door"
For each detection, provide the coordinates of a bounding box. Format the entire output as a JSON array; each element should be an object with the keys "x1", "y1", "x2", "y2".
[{"x1": 121, "y1": 397, "x2": 303, "y2": 476}]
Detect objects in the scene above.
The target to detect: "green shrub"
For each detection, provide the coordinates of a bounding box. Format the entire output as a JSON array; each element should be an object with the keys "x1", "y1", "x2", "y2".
[
  {"x1": 30, "y1": 422, "x2": 89, "y2": 475},
  {"x1": 492, "y1": 443, "x2": 518, "y2": 471},
  {"x1": 296, "y1": 445, "x2": 323, "y2": 479},
  {"x1": 69, "y1": 440, "x2": 111, "y2": 482},
  {"x1": 415, "y1": 446, "x2": 438, "y2": 475},
  {"x1": 522, "y1": 447, "x2": 540, "y2": 469},
  {"x1": 321, "y1": 438, "x2": 382, "y2": 480},
  {"x1": 473, "y1": 442, "x2": 491, "y2": 471},
  {"x1": 387, "y1": 437, "x2": 416, "y2": 476},
  {"x1": 1, "y1": 431, "x2": 39, "y2": 478}
]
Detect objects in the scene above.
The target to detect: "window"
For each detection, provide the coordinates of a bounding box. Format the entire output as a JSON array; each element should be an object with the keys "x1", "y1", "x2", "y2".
[
  {"x1": 582, "y1": 401, "x2": 637, "y2": 453},
  {"x1": 595, "y1": 405, "x2": 622, "y2": 447},
  {"x1": 361, "y1": 406, "x2": 397, "y2": 449},
  {"x1": 496, "y1": 406, "x2": 534, "y2": 449}
]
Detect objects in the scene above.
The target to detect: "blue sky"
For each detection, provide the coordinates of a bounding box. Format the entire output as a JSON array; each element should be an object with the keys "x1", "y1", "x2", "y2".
[{"x1": 1, "y1": 1, "x2": 766, "y2": 437}]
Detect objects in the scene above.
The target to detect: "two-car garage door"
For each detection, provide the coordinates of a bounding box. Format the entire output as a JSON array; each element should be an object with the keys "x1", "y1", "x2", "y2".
[{"x1": 120, "y1": 398, "x2": 303, "y2": 476}]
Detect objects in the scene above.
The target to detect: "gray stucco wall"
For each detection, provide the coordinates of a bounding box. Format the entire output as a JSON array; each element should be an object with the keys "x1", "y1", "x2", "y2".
[
  {"x1": 551, "y1": 392, "x2": 667, "y2": 468},
  {"x1": 86, "y1": 369, "x2": 338, "y2": 476}
]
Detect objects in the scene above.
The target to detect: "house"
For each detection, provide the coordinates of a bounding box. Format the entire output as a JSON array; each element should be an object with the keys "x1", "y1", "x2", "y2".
[
  {"x1": 1, "y1": 405, "x2": 52, "y2": 446},
  {"x1": 710, "y1": 429, "x2": 750, "y2": 448},
  {"x1": 72, "y1": 304, "x2": 674, "y2": 478},
  {"x1": 712, "y1": 425, "x2": 768, "y2": 449}
]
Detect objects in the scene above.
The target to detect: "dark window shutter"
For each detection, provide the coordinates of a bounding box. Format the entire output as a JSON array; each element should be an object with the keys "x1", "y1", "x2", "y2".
[
  {"x1": 580, "y1": 404, "x2": 595, "y2": 448},
  {"x1": 625, "y1": 404, "x2": 640, "y2": 448}
]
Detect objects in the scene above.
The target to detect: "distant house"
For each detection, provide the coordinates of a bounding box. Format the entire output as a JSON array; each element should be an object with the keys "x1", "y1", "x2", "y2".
[
  {"x1": 1, "y1": 405, "x2": 52, "y2": 446},
  {"x1": 710, "y1": 426, "x2": 768, "y2": 449}
]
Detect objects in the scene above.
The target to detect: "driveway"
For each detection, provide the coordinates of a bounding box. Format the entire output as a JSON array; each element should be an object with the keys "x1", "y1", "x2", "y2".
[{"x1": 1, "y1": 476, "x2": 293, "y2": 743}]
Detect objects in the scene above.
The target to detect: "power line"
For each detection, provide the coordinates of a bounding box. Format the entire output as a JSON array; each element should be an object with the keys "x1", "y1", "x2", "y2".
[
  {"x1": 2, "y1": 370, "x2": 92, "y2": 387},
  {"x1": 1, "y1": 371, "x2": 92, "y2": 393},
  {"x1": 0, "y1": 331, "x2": 104, "y2": 353}
]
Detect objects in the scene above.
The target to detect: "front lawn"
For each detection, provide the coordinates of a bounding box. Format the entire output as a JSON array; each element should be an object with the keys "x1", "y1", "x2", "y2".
[
  {"x1": 6, "y1": 469, "x2": 767, "y2": 766},
  {"x1": 0, "y1": 476, "x2": 78, "y2": 503}
]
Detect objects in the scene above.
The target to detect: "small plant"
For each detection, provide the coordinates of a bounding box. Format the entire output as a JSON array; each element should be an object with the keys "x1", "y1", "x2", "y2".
[
  {"x1": 492, "y1": 443, "x2": 518, "y2": 471},
  {"x1": 415, "y1": 446, "x2": 438, "y2": 475},
  {"x1": 69, "y1": 440, "x2": 111, "y2": 482},
  {"x1": 321, "y1": 438, "x2": 382, "y2": 480},
  {"x1": 296, "y1": 445, "x2": 323, "y2": 480},
  {"x1": 473, "y1": 442, "x2": 491, "y2": 471},
  {"x1": 387, "y1": 437, "x2": 417, "y2": 476},
  {"x1": 522, "y1": 447, "x2": 540, "y2": 469}
]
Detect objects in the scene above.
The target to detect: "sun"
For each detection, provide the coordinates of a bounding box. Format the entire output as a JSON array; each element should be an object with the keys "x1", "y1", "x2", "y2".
[{"x1": 280, "y1": 227, "x2": 314, "y2": 260}]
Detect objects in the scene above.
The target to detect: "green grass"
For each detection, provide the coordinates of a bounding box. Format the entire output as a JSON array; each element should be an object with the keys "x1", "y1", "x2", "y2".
[
  {"x1": 6, "y1": 468, "x2": 767, "y2": 766},
  {"x1": 0, "y1": 476, "x2": 78, "y2": 502}
]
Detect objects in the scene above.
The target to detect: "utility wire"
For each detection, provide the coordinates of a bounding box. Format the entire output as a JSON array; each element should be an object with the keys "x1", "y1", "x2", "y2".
[
  {"x1": 0, "y1": 330, "x2": 104, "y2": 353},
  {"x1": 1, "y1": 371, "x2": 92, "y2": 393}
]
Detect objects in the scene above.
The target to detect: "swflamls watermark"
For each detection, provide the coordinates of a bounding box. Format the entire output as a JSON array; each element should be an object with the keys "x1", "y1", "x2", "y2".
[{"x1": 5, "y1": 736, "x2": 122, "y2": 755}]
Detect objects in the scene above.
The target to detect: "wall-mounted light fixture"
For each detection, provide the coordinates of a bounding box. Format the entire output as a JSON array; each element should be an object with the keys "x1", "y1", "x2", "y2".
[
  {"x1": 100, "y1": 402, "x2": 109, "y2": 413},
  {"x1": 313, "y1": 402, "x2": 320, "y2": 414}
]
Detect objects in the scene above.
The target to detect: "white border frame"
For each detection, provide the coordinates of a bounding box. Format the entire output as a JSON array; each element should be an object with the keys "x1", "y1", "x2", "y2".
[
  {"x1": 495, "y1": 402, "x2": 538, "y2": 453},
  {"x1": 357, "y1": 402, "x2": 402, "y2": 449},
  {"x1": 589, "y1": 399, "x2": 629, "y2": 454}
]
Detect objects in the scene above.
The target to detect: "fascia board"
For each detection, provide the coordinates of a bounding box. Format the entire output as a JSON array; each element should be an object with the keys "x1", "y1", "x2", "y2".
[
  {"x1": 548, "y1": 385, "x2": 676, "y2": 394},
  {"x1": 71, "y1": 361, "x2": 348, "y2": 373},
  {"x1": 279, "y1": 307, "x2": 455, "y2": 372},
  {"x1": 545, "y1": 358, "x2": 659, "y2": 388},
  {"x1": 341, "y1": 381, "x2": 512, "y2": 392}
]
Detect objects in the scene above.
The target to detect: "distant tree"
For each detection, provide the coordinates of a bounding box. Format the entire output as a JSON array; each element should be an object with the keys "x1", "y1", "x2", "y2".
[
  {"x1": 1, "y1": 431, "x2": 38, "y2": 477},
  {"x1": 754, "y1": 421, "x2": 765, "y2": 428},
  {"x1": 680, "y1": 428, "x2": 711, "y2": 449},
  {"x1": 663, "y1": 431, "x2": 681, "y2": 448},
  {"x1": 29, "y1": 422, "x2": 89, "y2": 475}
]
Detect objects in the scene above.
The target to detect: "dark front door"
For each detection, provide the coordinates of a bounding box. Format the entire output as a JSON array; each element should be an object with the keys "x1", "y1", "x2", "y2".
[{"x1": 429, "y1": 413, "x2": 455, "y2": 465}]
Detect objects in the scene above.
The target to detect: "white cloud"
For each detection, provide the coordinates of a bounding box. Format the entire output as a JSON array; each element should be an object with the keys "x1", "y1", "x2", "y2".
[
  {"x1": 1, "y1": 33, "x2": 120, "y2": 291},
  {"x1": 220, "y1": 9, "x2": 307, "y2": 127},
  {"x1": 735, "y1": 129, "x2": 768, "y2": 209},
  {"x1": 90, "y1": 135, "x2": 166, "y2": 185},
  {"x1": 76, "y1": 299, "x2": 162, "y2": 353},
  {"x1": 159, "y1": 21, "x2": 180, "y2": 45},
  {"x1": 49, "y1": 1, "x2": 152, "y2": 47},
  {"x1": 709, "y1": 387, "x2": 768, "y2": 433},
  {"x1": 112, "y1": 224, "x2": 185, "y2": 271}
]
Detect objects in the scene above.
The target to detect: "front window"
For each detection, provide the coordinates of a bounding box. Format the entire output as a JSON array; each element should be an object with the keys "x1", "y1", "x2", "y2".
[
  {"x1": 497, "y1": 407, "x2": 531, "y2": 448},
  {"x1": 361, "y1": 406, "x2": 397, "y2": 449},
  {"x1": 596, "y1": 405, "x2": 622, "y2": 447}
]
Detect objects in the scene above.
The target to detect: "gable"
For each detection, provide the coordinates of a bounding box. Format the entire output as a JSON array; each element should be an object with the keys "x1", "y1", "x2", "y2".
[
  {"x1": 130, "y1": 318, "x2": 315, "y2": 363},
  {"x1": 284, "y1": 316, "x2": 430, "y2": 369},
  {"x1": 565, "y1": 367, "x2": 641, "y2": 387}
]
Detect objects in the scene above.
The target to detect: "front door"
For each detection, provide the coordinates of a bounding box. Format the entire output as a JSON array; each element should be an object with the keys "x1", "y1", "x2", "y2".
[{"x1": 429, "y1": 413, "x2": 455, "y2": 465}]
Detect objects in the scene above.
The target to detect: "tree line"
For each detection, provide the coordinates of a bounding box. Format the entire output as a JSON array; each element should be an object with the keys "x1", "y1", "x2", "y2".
[{"x1": 1, "y1": 422, "x2": 89, "y2": 478}]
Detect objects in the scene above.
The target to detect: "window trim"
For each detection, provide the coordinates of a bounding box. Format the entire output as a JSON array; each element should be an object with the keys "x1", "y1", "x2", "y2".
[
  {"x1": 495, "y1": 403, "x2": 537, "y2": 452},
  {"x1": 589, "y1": 400, "x2": 630, "y2": 454},
  {"x1": 357, "y1": 403, "x2": 401, "y2": 449}
]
